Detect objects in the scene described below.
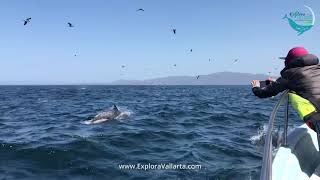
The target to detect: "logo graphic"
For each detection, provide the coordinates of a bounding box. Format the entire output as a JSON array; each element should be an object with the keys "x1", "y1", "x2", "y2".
[{"x1": 283, "y1": 5, "x2": 315, "y2": 35}]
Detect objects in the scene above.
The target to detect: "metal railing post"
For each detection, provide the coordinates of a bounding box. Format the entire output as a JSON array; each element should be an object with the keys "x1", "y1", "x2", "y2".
[
  {"x1": 260, "y1": 90, "x2": 289, "y2": 180},
  {"x1": 284, "y1": 94, "x2": 289, "y2": 146}
]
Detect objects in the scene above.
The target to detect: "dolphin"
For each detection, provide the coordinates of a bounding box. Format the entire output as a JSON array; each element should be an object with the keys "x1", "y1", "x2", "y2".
[
  {"x1": 88, "y1": 105, "x2": 121, "y2": 124},
  {"x1": 283, "y1": 14, "x2": 313, "y2": 36}
]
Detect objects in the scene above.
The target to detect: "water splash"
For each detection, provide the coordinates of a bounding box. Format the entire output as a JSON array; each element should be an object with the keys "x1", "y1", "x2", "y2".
[
  {"x1": 250, "y1": 124, "x2": 283, "y2": 148},
  {"x1": 115, "y1": 111, "x2": 132, "y2": 120}
]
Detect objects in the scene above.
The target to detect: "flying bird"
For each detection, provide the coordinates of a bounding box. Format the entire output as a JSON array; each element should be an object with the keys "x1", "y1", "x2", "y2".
[
  {"x1": 137, "y1": 8, "x2": 145, "y2": 12},
  {"x1": 23, "y1": 17, "x2": 31, "y2": 25},
  {"x1": 172, "y1": 29, "x2": 176, "y2": 34},
  {"x1": 121, "y1": 65, "x2": 126, "y2": 68},
  {"x1": 173, "y1": 64, "x2": 177, "y2": 67},
  {"x1": 190, "y1": 49, "x2": 193, "y2": 52},
  {"x1": 196, "y1": 75, "x2": 200, "y2": 79},
  {"x1": 67, "y1": 22, "x2": 74, "y2": 27},
  {"x1": 233, "y1": 59, "x2": 239, "y2": 63}
]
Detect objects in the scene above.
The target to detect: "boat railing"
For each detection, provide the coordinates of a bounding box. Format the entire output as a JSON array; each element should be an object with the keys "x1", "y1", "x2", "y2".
[{"x1": 260, "y1": 90, "x2": 289, "y2": 180}]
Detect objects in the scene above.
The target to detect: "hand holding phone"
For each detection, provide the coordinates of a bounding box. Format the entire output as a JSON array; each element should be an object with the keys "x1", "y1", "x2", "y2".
[
  {"x1": 259, "y1": 80, "x2": 267, "y2": 88},
  {"x1": 251, "y1": 80, "x2": 260, "y2": 88}
]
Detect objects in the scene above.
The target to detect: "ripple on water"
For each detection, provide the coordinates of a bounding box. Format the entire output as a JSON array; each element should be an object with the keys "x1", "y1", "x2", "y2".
[{"x1": 0, "y1": 86, "x2": 302, "y2": 179}]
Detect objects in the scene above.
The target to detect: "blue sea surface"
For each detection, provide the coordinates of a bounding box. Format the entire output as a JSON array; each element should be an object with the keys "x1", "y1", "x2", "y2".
[{"x1": 0, "y1": 86, "x2": 301, "y2": 180}]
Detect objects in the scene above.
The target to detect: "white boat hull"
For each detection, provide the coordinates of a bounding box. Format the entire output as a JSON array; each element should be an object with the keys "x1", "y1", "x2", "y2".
[{"x1": 273, "y1": 124, "x2": 320, "y2": 180}]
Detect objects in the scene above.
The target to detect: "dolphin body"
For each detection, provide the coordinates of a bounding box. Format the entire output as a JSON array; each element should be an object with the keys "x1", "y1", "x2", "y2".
[
  {"x1": 88, "y1": 105, "x2": 121, "y2": 124},
  {"x1": 283, "y1": 14, "x2": 313, "y2": 36}
]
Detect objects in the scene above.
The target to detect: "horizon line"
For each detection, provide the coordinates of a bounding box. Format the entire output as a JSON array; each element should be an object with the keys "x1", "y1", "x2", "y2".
[{"x1": 0, "y1": 71, "x2": 270, "y2": 85}]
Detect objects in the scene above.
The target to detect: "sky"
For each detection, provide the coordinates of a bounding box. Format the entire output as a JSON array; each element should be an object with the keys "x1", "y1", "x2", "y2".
[{"x1": 0, "y1": 0, "x2": 319, "y2": 84}]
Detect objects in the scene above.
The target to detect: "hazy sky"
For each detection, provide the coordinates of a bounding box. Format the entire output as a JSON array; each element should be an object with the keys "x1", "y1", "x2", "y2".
[{"x1": 0, "y1": 0, "x2": 319, "y2": 84}]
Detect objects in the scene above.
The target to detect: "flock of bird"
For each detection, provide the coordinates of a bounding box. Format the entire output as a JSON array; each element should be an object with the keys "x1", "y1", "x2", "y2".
[
  {"x1": 22, "y1": 8, "x2": 243, "y2": 80},
  {"x1": 24, "y1": 17, "x2": 74, "y2": 28}
]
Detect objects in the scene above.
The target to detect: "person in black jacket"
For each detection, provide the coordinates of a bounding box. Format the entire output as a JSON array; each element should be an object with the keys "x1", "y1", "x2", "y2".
[{"x1": 251, "y1": 47, "x2": 320, "y2": 133}]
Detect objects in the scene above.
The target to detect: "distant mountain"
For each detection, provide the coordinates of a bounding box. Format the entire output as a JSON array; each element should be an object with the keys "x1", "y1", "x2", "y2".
[{"x1": 110, "y1": 72, "x2": 269, "y2": 85}]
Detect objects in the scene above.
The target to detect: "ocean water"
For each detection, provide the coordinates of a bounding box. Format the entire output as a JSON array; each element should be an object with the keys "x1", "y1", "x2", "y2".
[{"x1": 0, "y1": 86, "x2": 302, "y2": 180}]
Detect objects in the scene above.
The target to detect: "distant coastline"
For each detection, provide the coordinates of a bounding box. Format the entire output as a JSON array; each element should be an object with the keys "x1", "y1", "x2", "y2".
[
  {"x1": 110, "y1": 72, "x2": 269, "y2": 85},
  {"x1": 0, "y1": 72, "x2": 270, "y2": 86}
]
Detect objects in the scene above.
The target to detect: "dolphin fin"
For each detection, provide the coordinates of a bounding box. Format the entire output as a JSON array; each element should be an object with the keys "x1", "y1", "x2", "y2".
[{"x1": 113, "y1": 104, "x2": 119, "y2": 111}]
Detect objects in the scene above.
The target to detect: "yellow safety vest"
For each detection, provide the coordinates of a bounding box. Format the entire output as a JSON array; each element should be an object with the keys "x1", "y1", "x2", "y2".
[{"x1": 288, "y1": 92, "x2": 317, "y2": 120}]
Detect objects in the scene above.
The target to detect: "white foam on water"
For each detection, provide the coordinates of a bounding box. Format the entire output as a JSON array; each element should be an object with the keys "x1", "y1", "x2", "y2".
[
  {"x1": 38, "y1": 98, "x2": 48, "y2": 103},
  {"x1": 250, "y1": 124, "x2": 284, "y2": 148},
  {"x1": 250, "y1": 124, "x2": 268, "y2": 145},
  {"x1": 250, "y1": 123, "x2": 298, "y2": 148},
  {"x1": 115, "y1": 111, "x2": 132, "y2": 120}
]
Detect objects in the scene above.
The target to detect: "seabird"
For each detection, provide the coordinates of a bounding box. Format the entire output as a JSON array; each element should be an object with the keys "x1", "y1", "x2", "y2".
[
  {"x1": 172, "y1": 29, "x2": 176, "y2": 34},
  {"x1": 23, "y1": 17, "x2": 31, "y2": 25},
  {"x1": 121, "y1": 65, "x2": 125, "y2": 68},
  {"x1": 67, "y1": 22, "x2": 74, "y2": 27},
  {"x1": 233, "y1": 59, "x2": 239, "y2": 63},
  {"x1": 173, "y1": 64, "x2": 177, "y2": 67},
  {"x1": 196, "y1": 75, "x2": 200, "y2": 79},
  {"x1": 137, "y1": 8, "x2": 145, "y2": 12},
  {"x1": 190, "y1": 49, "x2": 193, "y2": 52}
]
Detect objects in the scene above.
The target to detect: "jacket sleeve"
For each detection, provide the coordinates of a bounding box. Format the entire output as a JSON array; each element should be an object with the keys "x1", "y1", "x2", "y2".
[{"x1": 252, "y1": 78, "x2": 288, "y2": 98}]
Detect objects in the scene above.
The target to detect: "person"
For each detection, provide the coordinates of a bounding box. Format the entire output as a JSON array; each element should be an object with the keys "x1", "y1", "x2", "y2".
[{"x1": 251, "y1": 47, "x2": 320, "y2": 134}]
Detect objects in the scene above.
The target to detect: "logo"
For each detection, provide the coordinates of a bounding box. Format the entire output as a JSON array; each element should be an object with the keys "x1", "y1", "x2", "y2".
[{"x1": 283, "y1": 5, "x2": 315, "y2": 35}]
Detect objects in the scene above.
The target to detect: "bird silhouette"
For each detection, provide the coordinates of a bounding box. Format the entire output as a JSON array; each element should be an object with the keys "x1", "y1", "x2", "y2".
[
  {"x1": 137, "y1": 8, "x2": 144, "y2": 12},
  {"x1": 172, "y1": 29, "x2": 176, "y2": 34},
  {"x1": 67, "y1": 22, "x2": 74, "y2": 27},
  {"x1": 173, "y1": 64, "x2": 177, "y2": 67},
  {"x1": 121, "y1": 65, "x2": 126, "y2": 68},
  {"x1": 190, "y1": 49, "x2": 193, "y2": 52},
  {"x1": 233, "y1": 59, "x2": 239, "y2": 63},
  {"x1": 196, "y1": 75, "x2": 200, "y2": 79},
  {"x1": 23, "y1": 18, "x2": 31, "y2": 25}
]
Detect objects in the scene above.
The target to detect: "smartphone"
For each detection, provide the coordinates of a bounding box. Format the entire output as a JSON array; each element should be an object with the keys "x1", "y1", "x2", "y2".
[{"x1": 259, "y1": 80, "x2": 268, "y2": 88}]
